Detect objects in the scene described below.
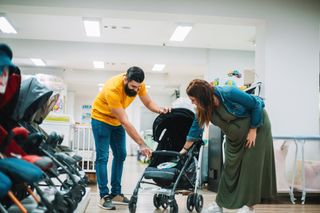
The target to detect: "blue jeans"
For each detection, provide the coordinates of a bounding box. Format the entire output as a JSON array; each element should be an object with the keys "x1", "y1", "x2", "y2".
[{"x1": 91, "y1": 118, "x2": 126, "y2": 198}]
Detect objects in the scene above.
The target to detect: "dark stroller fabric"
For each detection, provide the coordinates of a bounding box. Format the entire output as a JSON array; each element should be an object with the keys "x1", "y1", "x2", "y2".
[
  {"x1": 145, "y1": 108, "x2": 196, "y2": 188},
  {"x1": 12, "y1": 77, "x2": 53, "y2": 122},
  {"x1": 150, "y1": 108, "x2": 194, "y2": 166},
  {"x1": 0, "y1": 171, "x2": 12, "y2": 198}
]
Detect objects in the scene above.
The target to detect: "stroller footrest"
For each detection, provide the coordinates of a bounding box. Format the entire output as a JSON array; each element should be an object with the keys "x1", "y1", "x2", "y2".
[{"x1": 144, "y1": 167, "x2": 178, "y2": 181}]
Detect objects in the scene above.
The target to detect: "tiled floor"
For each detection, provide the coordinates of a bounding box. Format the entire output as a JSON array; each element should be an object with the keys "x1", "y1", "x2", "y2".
[{"x1": 84, "y1": 156, "x2": 320, "y2": 213}]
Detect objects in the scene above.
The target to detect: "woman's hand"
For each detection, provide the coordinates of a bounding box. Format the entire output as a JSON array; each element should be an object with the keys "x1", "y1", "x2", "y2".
[
  {"x1": 245, "y1": 128, "x2": 257, "y2": 148},
  {"x1": 179, "y1": 147, "x2": 188, "y2": 155},
  {"x1": 179, "y1": 141, "x2": 194, "y2": 154}
]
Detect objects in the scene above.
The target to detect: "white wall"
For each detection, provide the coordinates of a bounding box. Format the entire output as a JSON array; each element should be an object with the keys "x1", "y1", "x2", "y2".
[
  {"x1": 205, "y1": 49, "x2": 255, "y2": 86},
  {"x1": 263, "y1": 19, "x2": 319, "y2": 135}
]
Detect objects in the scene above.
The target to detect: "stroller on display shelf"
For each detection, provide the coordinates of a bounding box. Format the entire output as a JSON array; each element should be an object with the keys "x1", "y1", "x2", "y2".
[
  {"x1": 0, "y1": 58, "x2": 73, "y2": 212},
  {"x1": 12, "y1": 77, "x2": 88, "y2": 187}
]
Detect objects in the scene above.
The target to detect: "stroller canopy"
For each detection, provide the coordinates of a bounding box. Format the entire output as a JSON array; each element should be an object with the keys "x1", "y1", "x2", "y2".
[
  {"x1": 33, "y1": 93, "x2": 60, "y2": 124},
  {"x1": 152, "y1": 108, "x2": 194, "y2": 152},
  {"x1": 12, "y1": 77, "x2": 53, "y2": 122}
]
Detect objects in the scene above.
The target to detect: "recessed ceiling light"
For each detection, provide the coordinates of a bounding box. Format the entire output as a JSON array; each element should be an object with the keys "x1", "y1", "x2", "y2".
[
  {"x1": 83, "y1": 18, "x2": 101, "y2": 37},
  {"x1": 152, "y1": 64, "x2": 166, "y2": 71},
  {"x1": 170, "y1": 25, "x2": 192, "y2": 42},
  {"x1": 0, "y1": 16, "x2": 17, "y2": 34},
  {"x1": 93, "y1": 61, "x2": 104, "y2": 69},
  {"x1": 30, "y1": 58, "x2": 46, "y2": 66},
  {"x1": 146, "y1": 85, "x2": 151, "y2": 89}
]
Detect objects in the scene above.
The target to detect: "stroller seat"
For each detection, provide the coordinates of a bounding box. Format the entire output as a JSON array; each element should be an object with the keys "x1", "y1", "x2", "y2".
[
  {"x1": 145, "y1": 150, "x2": 183, "y2": 183},
  {"x1": 144, "y1": 167, "x2": 179, "y2": 181},
  {"x1": 0, "y1": 171, "x2": 12, "y2": 198}
]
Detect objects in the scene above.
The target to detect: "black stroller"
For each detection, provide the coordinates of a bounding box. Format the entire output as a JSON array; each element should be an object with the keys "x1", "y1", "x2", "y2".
[{"x1": 129, "y1": 108, "x2": 204, "y2": 213}]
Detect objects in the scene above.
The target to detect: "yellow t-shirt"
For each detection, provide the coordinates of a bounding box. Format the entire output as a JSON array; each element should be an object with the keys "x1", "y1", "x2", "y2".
[{"x1": 91, "y1": 73, "x2": 147, "y2": 126}]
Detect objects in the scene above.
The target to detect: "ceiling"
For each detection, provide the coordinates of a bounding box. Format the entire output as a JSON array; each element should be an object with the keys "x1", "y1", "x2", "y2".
[{"x1": 0, "y1": 0, "x2": 256, "y2": 96}]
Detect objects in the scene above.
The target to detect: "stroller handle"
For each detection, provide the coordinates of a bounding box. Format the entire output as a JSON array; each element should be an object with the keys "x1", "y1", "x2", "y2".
[{"x1": 152, "y1": 150, "x2": 182, "y2": 158}]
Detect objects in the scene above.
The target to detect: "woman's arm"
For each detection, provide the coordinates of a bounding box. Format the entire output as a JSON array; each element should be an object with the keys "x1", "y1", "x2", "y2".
[
  {"x1": 227, "y1": 87, "x2": 264, "y2": 128},
  {"x1": 180, "y1": 141, "x2": 194, "y2": 154},
  {"x1": 180, "y1": 117, "x2": 204, "y2": 154},
  {"x1": 225, "y1": 87, "x2": 263, "y2": 148}
]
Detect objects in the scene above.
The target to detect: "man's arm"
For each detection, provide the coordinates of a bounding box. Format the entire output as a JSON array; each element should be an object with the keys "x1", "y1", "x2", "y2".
[
  {"x1": 111, "y1": 107, "x2": 151, "y2": 156},
  {"x1": 139, "y1": 94, "x2": 170, "y2": 114}
]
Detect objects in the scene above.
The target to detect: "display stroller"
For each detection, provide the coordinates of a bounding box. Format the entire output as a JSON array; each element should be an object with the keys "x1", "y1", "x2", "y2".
[
  {"x1": 129, "y1": 108, "x2": 204, "y2": 213},
  {"x1": 12, "y1": 78, "x2": 86, "y2": 187},
  {"x1": 12, "y1": 77, "x2": 88, "y2": 186},
  {"x1": 0, "y1": 77, "x2": 86, "y2": 211}
]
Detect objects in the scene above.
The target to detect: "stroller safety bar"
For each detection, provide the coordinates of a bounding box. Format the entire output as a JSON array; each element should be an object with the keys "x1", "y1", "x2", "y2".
[{"x1": 152, "y1": 150, "x2": 182, "y2": 158}]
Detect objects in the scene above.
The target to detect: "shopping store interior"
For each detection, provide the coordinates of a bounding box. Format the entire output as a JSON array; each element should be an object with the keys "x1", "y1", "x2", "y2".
[{"x1": 0, "y1": 0, "x2": 319, "y2": 212}]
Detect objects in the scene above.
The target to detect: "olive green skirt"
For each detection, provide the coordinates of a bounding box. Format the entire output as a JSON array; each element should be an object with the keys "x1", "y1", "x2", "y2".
[{"x1": 213, "y1": 108, "x2": 277, "y2": 209}]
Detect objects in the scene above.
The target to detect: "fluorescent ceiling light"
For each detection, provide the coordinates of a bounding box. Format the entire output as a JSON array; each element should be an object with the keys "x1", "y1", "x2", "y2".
[
  {"x1": 83, "y1": 18, "x2": 101, "y2": 37},
  {"x1": 0, "y1": 16, "x2": 17, "y2": 34},
  {"x1": 170, "y1": 25, "x2": 192, "y2": 42},
  {"x1": 152, "y1": 64, "x2": 166, "y2": 71},
  {"x1": 93, "y1": 61, "x2": 104, "y2": 69},
  {"x1": 30, "y1": 58, "x2": 46, "y2": 66}
]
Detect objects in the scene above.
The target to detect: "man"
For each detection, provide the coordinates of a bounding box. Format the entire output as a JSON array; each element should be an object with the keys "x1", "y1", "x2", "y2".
[{"x1": 91, "y1": 66, "x2": 170, "y2": 210}]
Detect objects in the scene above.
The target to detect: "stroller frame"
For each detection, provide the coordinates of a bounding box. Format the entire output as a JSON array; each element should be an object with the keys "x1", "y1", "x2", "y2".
[{"x1": 129, "y1": 140, "x2": 204, "y2": 213}]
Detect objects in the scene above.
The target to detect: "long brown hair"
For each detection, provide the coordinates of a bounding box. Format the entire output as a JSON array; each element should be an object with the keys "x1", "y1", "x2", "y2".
[{"x1": 186, "y1": 79, "x2": 214, "y2": 127}]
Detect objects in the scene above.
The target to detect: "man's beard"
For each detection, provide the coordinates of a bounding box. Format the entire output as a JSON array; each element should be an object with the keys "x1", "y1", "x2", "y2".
[{"x1": 124, "y1": 83, "x2": 137, "y2": 97}]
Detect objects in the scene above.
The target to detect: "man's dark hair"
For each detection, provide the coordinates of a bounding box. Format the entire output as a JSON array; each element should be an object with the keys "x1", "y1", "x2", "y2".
[{"x1": 126, "y1": 66, "x2": 145, "y2": 83}]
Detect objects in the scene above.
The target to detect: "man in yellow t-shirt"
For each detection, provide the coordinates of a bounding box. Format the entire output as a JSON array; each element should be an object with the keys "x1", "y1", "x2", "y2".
[{"x1": 91, "y1": 66, "x2": 170, "y2": 210}]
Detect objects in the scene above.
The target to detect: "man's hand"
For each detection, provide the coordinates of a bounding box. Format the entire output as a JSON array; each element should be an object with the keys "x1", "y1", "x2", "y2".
[
  {"x1": 139, "y1": 143, "x2": 152, "y2": 158},
  {"x1": 158, "y1": 107, "x2": 171, "y2": 114}
]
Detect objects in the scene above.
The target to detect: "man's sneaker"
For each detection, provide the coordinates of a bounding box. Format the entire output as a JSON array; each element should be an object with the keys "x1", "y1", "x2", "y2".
[
  {"x1": 99, "y1": 195, "x2": 116, "y2": 210},
  {"x1": 111, "y1": 194, "x2": 130, "y2": 205}
]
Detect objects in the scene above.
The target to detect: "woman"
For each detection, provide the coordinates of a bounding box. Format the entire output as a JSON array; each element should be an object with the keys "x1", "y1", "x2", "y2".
[{"x1": 180, "y1": 79, "x2": 276, "y2": 213}]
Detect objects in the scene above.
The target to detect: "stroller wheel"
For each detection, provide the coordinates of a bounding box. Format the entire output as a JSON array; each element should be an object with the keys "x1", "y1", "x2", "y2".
[
  {"x1": 153, "y1": 194, "x2": 161, "y2": 209},
  {"x1": 160, "y1": 195, "x2": 168, "y2": 209},
  {"x1": 169, "y1": 200, "x2": 178, "y2": 213},
  {"x1": 64, "y1": 196, "x2": 77, "y2": 211},
  {"x1": 129, "y1": 197, "x2": 137, "y2": 213},
  {"x1": 187, "y1": 193, "x2": 195, "y2": 211},
  {"x1": 80, "y1": 184, "x2": 86, "y2": 196},
  {"x1": 195, "y1": 193, "x2": 203, "y2": 212}
]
